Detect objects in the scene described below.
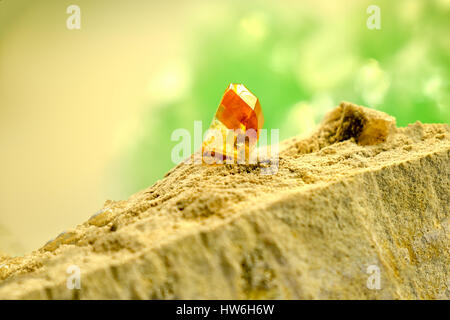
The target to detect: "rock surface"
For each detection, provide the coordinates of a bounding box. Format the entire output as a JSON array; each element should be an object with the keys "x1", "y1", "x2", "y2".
[{"x1": 0, "y1": 102, "x2": 448, "y2": 299}]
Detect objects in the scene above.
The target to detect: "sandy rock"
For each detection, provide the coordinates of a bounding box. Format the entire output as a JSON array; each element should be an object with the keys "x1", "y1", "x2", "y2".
[{"x1": 0, "y1": 102, "x2": 448, "y2": 299}]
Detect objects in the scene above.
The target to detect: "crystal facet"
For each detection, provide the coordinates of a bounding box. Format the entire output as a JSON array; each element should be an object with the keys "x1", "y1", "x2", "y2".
[{"x1": 202, "y1": 84, "x2": 264, "y2": 163}]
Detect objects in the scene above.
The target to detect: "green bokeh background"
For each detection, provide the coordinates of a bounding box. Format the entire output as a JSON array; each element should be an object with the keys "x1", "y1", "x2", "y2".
[{"x1": 123, "y1": 0, "x2": 450, "y2": 194}]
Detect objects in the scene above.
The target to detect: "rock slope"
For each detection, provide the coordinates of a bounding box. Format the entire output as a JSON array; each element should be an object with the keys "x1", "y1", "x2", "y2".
[{"x1": 0, "y1": 102, "x2": 448, "y2": 299}]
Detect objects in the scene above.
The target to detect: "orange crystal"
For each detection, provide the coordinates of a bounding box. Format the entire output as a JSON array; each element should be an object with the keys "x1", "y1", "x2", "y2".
[{"x1": 202, "y1": 83, "x2": 264, "y2": 163}]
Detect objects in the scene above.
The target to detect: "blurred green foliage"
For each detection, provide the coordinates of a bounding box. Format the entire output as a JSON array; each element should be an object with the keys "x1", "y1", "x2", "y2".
[{"x1": 122, "y1": 0, "x2": 449, "y2": 194}]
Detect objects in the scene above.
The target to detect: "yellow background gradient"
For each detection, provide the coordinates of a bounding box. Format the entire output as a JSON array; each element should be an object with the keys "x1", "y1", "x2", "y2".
[{"x1": 0, "y1": 0, "x2": 193, "y2": 254}]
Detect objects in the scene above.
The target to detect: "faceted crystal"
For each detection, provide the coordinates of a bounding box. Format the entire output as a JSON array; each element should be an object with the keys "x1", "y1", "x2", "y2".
[{"x1": 202, "y1": 84, "x2": 264, "y2": 163}]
